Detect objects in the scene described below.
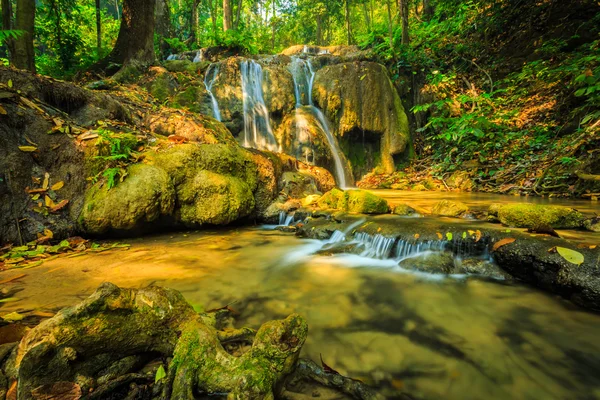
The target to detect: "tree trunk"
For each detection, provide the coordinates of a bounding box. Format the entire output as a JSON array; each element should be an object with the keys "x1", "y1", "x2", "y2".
[
  {"x1": 2, "y1": 0, "x2": 15, "y2": 60},
  {"x1": 271, "y1": 0, "x2": 275, "y2": 50},
  {"x1": 223, "y1": 0, "x2": 232, "y2": 31},
  {"x1": 101, "y1": 0, "x2": 156, "y2": 67},
  {"x1": 208, "y1": 0, "x2": 218, "y2": 43},
  {"x1": 362, "y1": 1, "x2": 371, "y2": 30},
  {"x1": 13, "y1": 0, "x2": 35, "y2": 73},
  {"x1": 233, "y1": 0, "x2": 242, "y2": 29},
  {"x1": 316, "y1": 15, "x2": 323, "y2": 46},
  {"x1": 423, "y1": 0, "x2": 433, "y2": 20},
  {"x1": 400, "y1": 0, "x2": 409, "y2": 45},
  {"x1": 386, "y1": 0, "x2": 394, "y2": 51},
  {"x1": 190, "y1": 0, "x2": 198, "y2": 45},
  {"x1": 114, "y1": 0, "x2": 120, "y2": 19},
  {"x1": 345, "y1": 0, "x2": 352, "y2": 45},
  {"x1": 95, "y1": 0, "x2": 102, "y2": 58},
  {"x1": 155, "y1": 0, "x2": 172, "y2": 57}
]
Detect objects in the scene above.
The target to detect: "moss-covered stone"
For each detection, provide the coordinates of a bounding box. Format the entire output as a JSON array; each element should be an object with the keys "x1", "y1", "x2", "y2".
[
  {"x1": 80, "y1": 164, "x2": 175, "y2": 234},
  {"x1": 317, "y1": 189, "x2": 389, "y2": 214},
  {"x1": 178, "y1": 170, "x2": 255, "y2": 226},
  {"x1": 432, "y1": 200, "x2": 469, "y2": 217},
  {"x1": 493, "y1": 203, "x2": 584, "y2": 229},
  {"x1": 164, "y1": 59, "x2": 203, "y2": 74},
  {"x1": 393, "y1": 204, "x2": 417, "y2": 216}
]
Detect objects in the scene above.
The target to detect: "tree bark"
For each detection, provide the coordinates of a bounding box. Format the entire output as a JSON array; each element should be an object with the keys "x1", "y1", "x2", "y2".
[
  {"x1": 13, "y1": 0, "x2": 35, "y2": 73},
  {"x1": 362, "y1": 1, "x2": 371, "y2": 30},
  {"x1": 2, "y1": 0, "x2": 15, "y2": 60},
  {"x1": 190, "y1": 0, "x2": 198, "y2": 46},
  {"x1": 233, "y1": 0, "x2": 242, "y2": 29},
  {"x1": 100, "y1": 0, "x2": 156, "y2": 68},
  {"x1": 400, "y1": 0, "x2": 409, "y2": 45},
  {"x1": 223, "y1": 0, "x2": 232, "y2": 31},
  {"x1": 345, "y1": 0, "x2": 352, "y2": 45},
  {"x1": 316, "y1": 14, "x2": 323, "y2": 46},
  {"x1": 271, "y1": 0, "x2": 276, "y2": 50},
  {"x1": 95, "y1": 0, "x2": 102, "y2": 58},
  {"x1": 386, "y1": 0, "x2": 394, "y2": 51}
]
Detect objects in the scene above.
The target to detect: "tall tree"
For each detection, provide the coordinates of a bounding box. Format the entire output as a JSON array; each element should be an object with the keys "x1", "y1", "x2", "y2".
[
  {"x1": 99, "y1": 0, "x2": 157, "y2": 68},
  {"x1": 155, "y1": 0, "x2": 172, "y2": 56},
  {"x1": 400, "y1": 0, "x2": 409, "y2": 44},
  {"x1": 13, "y1": 0, "x2": 35, "y2": 73},
  {"x1": 95, "y1": 0, "x2": 102, "y2": 57},
  {"x1": 386, "y1": 0, "x2": 394, "y2": 51},
  {"x1": 233, "y1": 0, "x2": 243, "y2": 30},
  {"x1": 1, "y1": 0, "x2": 15, "y2": 59},
  {"x1": 223, "y1": 0, "x2": 232, "y2": 31}
]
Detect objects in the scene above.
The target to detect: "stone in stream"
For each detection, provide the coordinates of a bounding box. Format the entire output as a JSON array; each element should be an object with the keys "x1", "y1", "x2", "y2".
[
  {"x1": 392, "y1": 204, "x2": 417, "y2": 216},
  {"x1": 431, "y1": 200, "x2": 470, "y2": 218},
  {"x1": 398, "y1": 251, "x2": 456, "y2": 274},
  {"x1": 317, "y1": 189, "x2": 390, "y2": 214},
  {"x1": 583, "y1": 216, "x2": 600, "y2": 232},
  {"x1": 488, "y1": 203, "x2": 584, "y2": 229}
]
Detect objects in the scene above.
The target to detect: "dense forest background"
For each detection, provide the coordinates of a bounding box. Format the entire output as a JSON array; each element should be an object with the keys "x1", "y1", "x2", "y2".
[{"x1": 1, "y1": 0, "x2": 599, "y2": 197}]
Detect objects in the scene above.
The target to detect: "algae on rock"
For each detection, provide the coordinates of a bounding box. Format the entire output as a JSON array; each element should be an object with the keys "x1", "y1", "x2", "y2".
[
  {"x1": 488, "y1": 203, "x2": 584, "y2": 229},
  {"x1": 317, "y1": 188, "x2": 389, "y2": 214}
]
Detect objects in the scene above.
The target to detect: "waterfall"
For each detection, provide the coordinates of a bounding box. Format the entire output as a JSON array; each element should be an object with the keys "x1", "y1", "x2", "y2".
[
  {"x1": 240, "y1": 60, "x2": 278, "y2": 152},
  {"x1": 288, "y1": 57, "x2": 347, "y2": 188},
  {"x1": 354, "y1": 233, "x2": 396, "y2": 259},
  {"x1": 278, "y1": 211, "x2": 295, "y2": 226},
  {"x1": 395, "y1": 240, "x2": 447, "y2": 261},
  {"x1": 166, "y1": 54, "x2": 178, "y2": 61},
  {"x1": 193, "y1": 50, "x2": 204, "y2": 63},
  {"x1": 204, "y1": 64, "x2": 222, "y2": 122}
]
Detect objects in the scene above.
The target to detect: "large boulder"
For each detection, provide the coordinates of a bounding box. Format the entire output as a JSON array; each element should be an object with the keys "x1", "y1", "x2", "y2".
[
  {"x1": 317, "y1": 189, "x2": 389, "y2": 214},
  {"x1": 398, "y1": 251, "x2": 456, "y2": 274},
  {"x1": 80, "y1": 164, "x2": 176, "y2": 234},
  {"x1": 488, "y1": 203, "x2": 584, "y2": 229},
  {"x1": 432, "y1": 200, "x2": 469, "y2": 218},
  {"x1": 312, "y1": 61, "x2": 410, "y2": 177}
]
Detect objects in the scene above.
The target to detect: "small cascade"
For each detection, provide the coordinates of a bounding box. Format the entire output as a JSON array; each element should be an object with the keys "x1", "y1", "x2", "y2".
[
  {"x1": 193, "y1": 50, "x2": 204, "y2": 63},
  {"x1": 203, "y1": 64, "x2": 222, "y2": 122},
  {"x1": 278, "y1": 211, "x2": 295, "y2": 226},
  {"x1": 354, "y1": 233, "x2": 396, "y2": 259},
  {"x1": 288, "y1": 57, "x2": 347, "y2": 188},
  {"x1": 395, "y1": 240, "x2": 447, "y2": 261},
  {"x1": 166, "y1": 54, "x2": 178, "y2": 61},
  {"x1": 240, "y1": 60, "x2": 279, "y2": 152}
]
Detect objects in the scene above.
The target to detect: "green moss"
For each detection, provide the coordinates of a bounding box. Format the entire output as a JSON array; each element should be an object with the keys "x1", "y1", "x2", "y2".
[
  {"x1": 317, "y1": 188, "x2": 345, "y2": 209},
  {"x1": 163, "y1": 60, "x2": 204, "y2": 74},
  {"x1": 150, "y1": 73, "x2": 175, "y2": 102},
  {"x1": 173, "y1": 85, "x2": 201, "y2": 112},
  {"x1": 317, "y1": 189, "x2": 389, "y2": 214},
  {"x1": 496, "y1": 203, "x2": 584, "y2": 229},
  {"x1": 113, "y1": 64, "x2": 142, "y2": 83},
  {"x1": 80, "y1": 164, "x2": 175, "y2": 234},
  {"x1": 393, "y1": 204, "x2": 416, "y2": 216}
]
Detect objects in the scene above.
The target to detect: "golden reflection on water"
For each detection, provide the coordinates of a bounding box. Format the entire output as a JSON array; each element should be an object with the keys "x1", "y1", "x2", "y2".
[{"x1": 2, "y1": 227, "x2": 600, "y2": 399}]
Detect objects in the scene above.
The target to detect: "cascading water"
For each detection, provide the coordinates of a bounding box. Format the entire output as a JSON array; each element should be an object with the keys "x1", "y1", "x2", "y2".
[
  {"x1": 193, "y1": 50, "x2": 204, "y2": 63},
  {"x1": 354, "y1": 232, "x2": 396, "y2": 259},
  {"x1": 288, "y1": 57, "x2": 347, "y2": 188},
  {"x1": 240, "y1": 60, "x2": 279, "y2": 152},
  {"x1": 278, "y1": 211, "x2": 295, "y2": 226},
  {"x1": 203, "y1": 64, "x2": 222, "y2": 122}
]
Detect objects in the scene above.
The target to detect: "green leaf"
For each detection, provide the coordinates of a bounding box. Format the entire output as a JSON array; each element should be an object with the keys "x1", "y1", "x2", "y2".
[
  {"x1": 2, "y1": 311, "x2": 24, "y2": 322},
  {"x1": 155, "y1": 365, "x2": 167, "y2": 383},
  {"x1": 446, "y1": 232, "x2": 453, "y2": 241},
  {"x1": 556, "y1": 247, "x2": 584, "y2": 266}
]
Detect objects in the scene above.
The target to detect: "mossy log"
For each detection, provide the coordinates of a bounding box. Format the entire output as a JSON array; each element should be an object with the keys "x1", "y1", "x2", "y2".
[{"x1": 5, "y1": 283, "x2": 381, "y2": 399}]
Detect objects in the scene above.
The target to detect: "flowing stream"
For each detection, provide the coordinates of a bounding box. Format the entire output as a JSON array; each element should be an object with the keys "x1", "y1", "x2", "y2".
[
  {"x1": 240, "y1": 60, "x2": 279, "y2": 151},
  {"x1": 2, "y1": 191, "x2": 600, "y2": 399}
]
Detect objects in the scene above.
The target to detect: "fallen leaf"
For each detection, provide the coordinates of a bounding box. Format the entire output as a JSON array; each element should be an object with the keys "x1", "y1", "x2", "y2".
[
  {"x1": 18, "y1": 146, "x2": 37, "y2": 152},
  {"x1": 168, "y1": 134, "x2": 188, "y2": 143},
  {"x1": 0, "y1": 297, "x2": 18, "y2": 304},
  {"x1": 44, "y1": 195, "x2": 56, "y2": 208},
  {"x1": 414, "y1": 233, "x2": 420, "y2": 239},
  {"x1": 462, "y1": 232, "x2": 467, "y2": 239},
  {"x1": 32, "y1": 194, "x2": 40, "y2": 201},
  {"x1": 43, "y1": 228, "x2": 54, "y2": 239},
  {"x1": 31, "y1": 381, "x2": 82, "y2": 400},
  {"x1": 6, "y1": 379, "x2": 17, "y2": 400},
  {"x1": 7, "y1": 79, "x2": 12, "y2": 88},
  {"x1": 155, "y1": 365, "x2": 167, "y2": 383},
  {"x1": 51, "y1": 181, "x2": 64, "y2": 191},
  {"x1": 556, "y1": 247, "x2": 584, "y2": 266},
  {"x1": 2, "y1": 311, "x2": 24, "y2": 322},
  {"x1": 77, "y1": 131, "x2": 98, "y2": 141},
  {"x1": 475, "y1": 230, "x2": 482, "y2": 242},
  {"x1": 436, "y1": 232, "x2": 443, "y2": 240},
  {"x1": 446, "y1": 232, "x2": 453, "y2": 241},
  {"x1": 49, "y1": 199, "x2": 69, "y2": 213},
  {"x1": 492, "y1": 238, "x2": 516, "y2": 251},
  {"x1": 24, "y1": 135, "x2": 37, "y2": 146},
  {"x1": 43, "y1": 173, "x2": 49, "y2": 190},
  {"x1": 0, "y1": 104, "x2": 7, "y2": 115},
  {"x1": 30, "y1": 310, "x2": 55, "y2": 318}
]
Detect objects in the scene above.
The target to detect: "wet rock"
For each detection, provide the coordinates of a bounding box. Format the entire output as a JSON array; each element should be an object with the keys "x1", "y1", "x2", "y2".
[
  {"x1": 432, "y1": 200, "x2": 469, "y2": 217},
  {"x1": 317, "y1": 189, "x2": 389, "y2": 214},
  {"x1": 490, "y1": 203, "x2": 584, "y2": 229},
  {"x1": 393, "y1": 204, "x2": 417, "y2": 216},
  {"x1": 80, "y1": 164, "x2": 176, "y2": 235},
  {"x1": 455, "y1": 258, "x2": 512, "y2": 280},
  {"x1": 313, "y1": 62, "x2": 410, "y2": 177},
  {"x1": 276, "y1": 225, "x2": 298, "y2": 233},
  {"x1": 583, "y1": 217, "x2": 600, "y2": 232},
  {"x1": 280, "y1": 171, "x2": 320, "y2": 199},
  {"x1": 399, "y1": 251, "x2": 456, "y2": 274},
  {"x1": 302, "y1": 194, "x2": 321, "y2": 207}
]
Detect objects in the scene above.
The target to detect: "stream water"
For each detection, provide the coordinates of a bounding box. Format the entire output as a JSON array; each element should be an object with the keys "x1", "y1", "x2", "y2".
[{"x1": 2, "y1": 192, "x2": 600, "y2": 399}]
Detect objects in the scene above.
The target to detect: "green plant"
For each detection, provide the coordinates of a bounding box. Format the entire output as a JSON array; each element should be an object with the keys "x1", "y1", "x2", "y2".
[{"x1": 93, "y1": 128, "x2": 138, "y2": 189}]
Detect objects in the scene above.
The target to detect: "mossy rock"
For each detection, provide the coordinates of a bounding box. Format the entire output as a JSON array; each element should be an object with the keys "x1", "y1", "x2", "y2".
[
  {"x1": 494, "y1": 203, "x2": 584, "y2": 229},
  {"x1": 432, "y1": 200, "x2": 469, "y2": 217},
  {"x1": 345, "y1": 190, "x2": 389, "y2": 214},
  {"x1": 164, "y1": 59, "x2": 203, "y2": 74},
  {"x1": 80, "y1": 164, "x2": 175, "y2": 234},
  {"x1": 178, "y1": 170, "x2": 255, "y2": 226},
  {"x1": 149, "y1": 72, "x2": 178, "y2": 102},
  {"x1": 393, "y1": 204, "x2": 417, "y2": 216},
  {"x1": 317, "y1": 189, "x2": 389, "y2": 214},
  {"x1": 317, "y1": 188, "x2": 345, "y2": 210},
  {"x1": 399, "y1": 251, "x2": 455, "y2": 274}
]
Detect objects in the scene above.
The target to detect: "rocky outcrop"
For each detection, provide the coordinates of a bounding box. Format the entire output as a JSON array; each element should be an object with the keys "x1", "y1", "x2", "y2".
[
  {"x1": 488, "y1": 203, "x2": 584, "y2": 229},
  {"x1": 312, "y1": 61, "x2": 411, "y2": 177}
]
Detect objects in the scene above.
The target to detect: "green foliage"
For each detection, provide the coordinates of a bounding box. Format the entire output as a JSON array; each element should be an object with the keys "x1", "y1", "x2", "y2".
[
  {"x1": 0, "y1": 29, "x2": 24, "y2": 43},
  {"x1": 93, "y1": 128, "x2": 139, "y2": 189}
]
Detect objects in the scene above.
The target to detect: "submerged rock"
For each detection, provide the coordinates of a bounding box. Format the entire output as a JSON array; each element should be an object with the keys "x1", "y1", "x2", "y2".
[
  {"x1": 583, "y1": 217, "x2": 600, "y2": 232},
  {"x1": 489, "y1": 203, "x2": 584, "y2": 229},
  {"x1": 392, "y1": 204, "x2": 417, "y2": 216},
  {"x1": 398, "y1": 251, "x2": 455, "y2": 274},
  {"x1": 432, "y1": 200, "x2": 469, "y2": 217},
  {"x1": 455, "y1": 258, "x2": 512, "y2": 280}
]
